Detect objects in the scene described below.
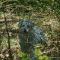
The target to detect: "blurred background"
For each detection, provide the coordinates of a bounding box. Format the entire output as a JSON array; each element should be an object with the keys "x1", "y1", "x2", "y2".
[{"x1": 0, "y1": 0, "x2": 60, "y2": 60}]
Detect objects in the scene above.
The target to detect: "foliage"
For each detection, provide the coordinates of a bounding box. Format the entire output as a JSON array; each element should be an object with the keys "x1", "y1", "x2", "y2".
[
  {"x1": 0, "y1": 0, "x2": 60, "y2": 60},
  {"x1": 35, "y1": 48, "x2": 49, "y2": 60}
]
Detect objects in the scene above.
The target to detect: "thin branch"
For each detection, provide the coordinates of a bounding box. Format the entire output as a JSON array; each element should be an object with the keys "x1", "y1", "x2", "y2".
[{"x1": 4, "y1": 13, "x2": 13, "y2": 60}]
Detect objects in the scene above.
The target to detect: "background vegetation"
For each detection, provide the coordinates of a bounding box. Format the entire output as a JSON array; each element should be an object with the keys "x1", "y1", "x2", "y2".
[{"x1": 0, "y1": 0, "x2": 60, "y2": 60}]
